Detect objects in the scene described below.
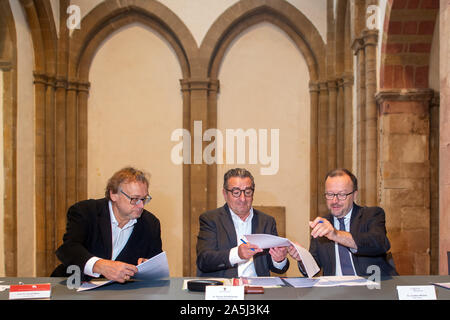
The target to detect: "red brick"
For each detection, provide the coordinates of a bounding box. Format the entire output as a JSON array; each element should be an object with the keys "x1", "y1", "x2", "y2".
[
  {"x1": 386, "y1": 43, "x2": 404, "y2": 53},
  {"x1": 407, "y1": 0, "x2": 420, "y2": 9},
  {"x1": 418, "y1": 20, "x2": 435, "y2": 34},
  {"x1": 409, "y1": 42, "x2": 432, "y2": 52},
  {"x1": 421, "y1": 0, "x2": 439, "y2": 9},
  {"x1": 389, "y1": 21, "x2": 403, "y2": 34},
  {"x1": 383, "y1": 65, "x2": 394, "y2": 88},
  {"x1": 393, "y1": 65, "x2": 404, "y2": 88},
  {"x1": 404, "y1": 65, "x2": 414, "y2": 87},
  {"x1": 392, "y1": 0, "x2": 408, "y2": 9},
  {"x1": 403, "y1": 21, "x2": 418, "y2": 34},
  {"x1": 415, "y1": 66, "x2": 429, "y2": 88}
]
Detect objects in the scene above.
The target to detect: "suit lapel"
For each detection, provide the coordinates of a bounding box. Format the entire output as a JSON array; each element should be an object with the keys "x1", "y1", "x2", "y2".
[
  {"x1": 221, "y1": 204, "x2": 238, "y2": 247},
  {"x1": 98, "y1": 199, "x2": 113, "y2": 259}
]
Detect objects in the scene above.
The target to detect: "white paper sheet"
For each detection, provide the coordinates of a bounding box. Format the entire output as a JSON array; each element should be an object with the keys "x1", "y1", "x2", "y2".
[
  {"x1": 244, "y1": 234, "x2": 320, "y2": 278},
  {"x1": 242, "y1": 277, "x2": 285, "y2": 287},
  {"x1": 134, "y1": 251, "x2": 170, "y2": 280},
  {"x1": 282, "y1": 277, "x2": 319, "y2": 288},
  {"x1": 244, "y1": 234, "x2": 291, "y2": 248},
  {"x1": 77, "y1": 251, "x2": 170, "y2": 291},
  {"x1": 313, "y1": 276, "x2": 377, "y2": 287}
]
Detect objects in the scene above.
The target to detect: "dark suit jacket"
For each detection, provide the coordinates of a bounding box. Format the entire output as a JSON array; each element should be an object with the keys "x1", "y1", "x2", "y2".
[
  {"x1": 300, "y1": 204, "x2": 397, "y2": 277},
  {"x1": 52, "y1": 198, "x2": 162, "y2": 279},
  {"x1": 196, "y1": 204, "x2": 289, "y2": 277}
]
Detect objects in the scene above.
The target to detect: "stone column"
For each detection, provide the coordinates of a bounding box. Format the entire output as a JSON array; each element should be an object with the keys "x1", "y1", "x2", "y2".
[
  {"x1": 342, "y1": 72, "x2": 354, "y2": 171},
  {"x1": 33, "y1": 71, "x2": 48, "y2": 276},
  {"x1": 439, "y1": 0, "x2": 450, "y2": 275},
  {"x1": 376, "y1": 89, "x2": 433, "y2": 275},
  {"x1": 336, "y1": 77, "x2": 345, "y2": 168},
  {"x1": 77, "y1": 81, "x2": 90, "y2": 201},
  {"x1": 363, "y1": 29, "x2": 378, "y2": 207},
  {"x1": 352, "y1": 37, "x2": 366, "y2": 203},
  {"x1": 318, "y1": 81, "x2": 329, "y2": 215},
  {"x1": 327, "y1": 79, "x2": 337, "y2": 170},
  {"x1": 184, "y1": 77, "x2": 212, "y2": 276},
  {"x1": 309, "y1": 81, "x2": 319, "y2": 220},
  {"x1": 65, "y1": 80, "x2": 78, "y2": 211}
]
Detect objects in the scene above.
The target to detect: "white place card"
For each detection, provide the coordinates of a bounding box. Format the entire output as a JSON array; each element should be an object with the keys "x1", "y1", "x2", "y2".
[
  {"x1": 205, "y1": 285, "x2": 244, "y2": 300},
  {"x1": 396, "y1": 285, "x2": 437, "y2": 300}
]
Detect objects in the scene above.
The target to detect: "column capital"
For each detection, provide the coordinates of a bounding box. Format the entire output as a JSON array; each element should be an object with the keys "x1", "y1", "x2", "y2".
[
  {"x1": 180, "y1": 78, "x2": 220, "y2": 92},
  {"x1": 351, "y1": 37, "x2": 364, "y2": 54},
  {"x1": 376, "y1": 89, "x2": 434, "y2": 115},
  {"x1": 362, "y1": 29, "x2": 379, "y2": 47},
  {"x1": 0, "y1": 59, "x2": 12, "y2": 71}
]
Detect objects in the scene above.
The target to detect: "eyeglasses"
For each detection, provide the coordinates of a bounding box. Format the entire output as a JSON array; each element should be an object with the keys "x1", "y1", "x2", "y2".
[
  {"x1": 324, "y1": 191, "x2": 355, "y2": 201},
  {"x1": 120, "y1": 189, "x2": 152, "y2": 206},
  {"x1": 225, "y1": 187, "x2": 254, "y2": 198}
]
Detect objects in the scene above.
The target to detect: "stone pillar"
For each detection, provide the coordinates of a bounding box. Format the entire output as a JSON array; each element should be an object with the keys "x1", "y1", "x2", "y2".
[
  {"x1": 183, "y1": 77, "x2": 213, "y2": 276},
  {"x1": 77, "y1": 81, "x2": 90, "y2": 201},
  {"x1": 376, "y1": 89, "x2": 433, "y2": 275},
  {"x1": 65, "y1": 80, "x2": 78, "y2": 211},
  {"x1": 336, "y1": 77, "x2": 345, "y2": 168},
  {"x1": 439, "y1": 0, "x2": 450, "y2": 275},
  {"x1": 327, "y1": 79, "x2": 337, "y2": 170},
  {"x1": 342, "y1": 72, "x2": 354, "y2": 170},
  {"x1": 318, "y1": 81, "x2": 329, "y2": 215},
  {"x1": 33, "y1": 71, "x2": 48, "y2": 276},
  {"x1": 363, "y1": 29, "x2": 378, "y2": 207},
  {"x1": 309, "y1": 81, "x2": 319, "y2": 220},
  {"x1": 352, "y1": 37, "x2": 366, "y2": 203}
]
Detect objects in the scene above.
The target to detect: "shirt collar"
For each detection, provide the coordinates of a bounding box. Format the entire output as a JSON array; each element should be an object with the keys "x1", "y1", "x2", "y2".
[
  {"x1": 108, "y1": 200, "x2": 137, "y2": 228},
  {"x1": 229, "y1": 206, "x2": 254, "y2": 223},
  {"x1": 335, "y1": 205, "x2": 354, "y2": 222}
]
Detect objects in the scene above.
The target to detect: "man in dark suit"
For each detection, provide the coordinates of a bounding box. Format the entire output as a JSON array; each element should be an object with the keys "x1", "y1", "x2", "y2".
[
  {"x1": 196, "y1": 168, "x2": 289, "y2": 277},
  {"x1": 289, "y1": 168, "x2": 397, "y2": 277},
  {"x1": 52, "y1": 167, "x2": 162, "y2": 282}
]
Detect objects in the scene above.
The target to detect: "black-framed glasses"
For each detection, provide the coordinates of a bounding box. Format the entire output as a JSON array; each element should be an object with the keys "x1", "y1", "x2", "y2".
[
  {"x1": 324, "y1": 190, "x2": 355, "y2": 201},
  {"x1": 120, "y1": 189, "x2": 152, "y2": 205},
  {"x1": 225, "y1": 187, "x2": 254, "y2": 198}
]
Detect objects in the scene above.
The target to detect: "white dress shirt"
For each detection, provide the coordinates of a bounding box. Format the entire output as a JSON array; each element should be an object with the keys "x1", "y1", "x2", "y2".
[
  {"x1": 83, "y1": 201, "x2": 137, "y2": 277},
  {"x1": 228, "y1": 207, "x2": 287, "y2": 277}
]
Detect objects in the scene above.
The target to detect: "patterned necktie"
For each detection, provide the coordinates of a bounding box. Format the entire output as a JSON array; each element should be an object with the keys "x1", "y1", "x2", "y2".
[{"x1": 338, "y1": 217, "x2": 355, "y2": 275}]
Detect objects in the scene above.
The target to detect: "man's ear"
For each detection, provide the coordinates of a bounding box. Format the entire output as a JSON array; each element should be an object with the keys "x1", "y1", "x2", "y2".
[{"x1": 110, "y1": 190, "x2": 119, "y2": 202}]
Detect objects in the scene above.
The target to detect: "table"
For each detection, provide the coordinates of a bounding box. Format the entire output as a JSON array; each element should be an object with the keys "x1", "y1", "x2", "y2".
[{"x1": 1, "y1": 276, "x2": 449, "y2": 300}]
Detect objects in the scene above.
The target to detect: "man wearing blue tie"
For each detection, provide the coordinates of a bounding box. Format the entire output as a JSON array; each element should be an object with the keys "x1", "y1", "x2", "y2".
[{"x1": 289, "y1": 168, "x2": 398, "y2": 277}]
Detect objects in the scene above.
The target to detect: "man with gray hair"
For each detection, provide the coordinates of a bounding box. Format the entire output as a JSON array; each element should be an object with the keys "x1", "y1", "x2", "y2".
[
  {"x1": 52, "y1": 167, "x2": 162, "y2": 282},
  {"x1": 196, "y1": 168, "x2": 289, "y2": 277}
]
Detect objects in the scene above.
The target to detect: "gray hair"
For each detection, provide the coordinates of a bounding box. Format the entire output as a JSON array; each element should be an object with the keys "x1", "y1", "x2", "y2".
[{"x1": 223, "y1": 168, "x2": 255, "y2": 190}]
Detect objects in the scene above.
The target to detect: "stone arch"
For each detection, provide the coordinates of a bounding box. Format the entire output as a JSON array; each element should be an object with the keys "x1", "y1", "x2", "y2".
[
  {"x1": 0, "y1": 0, "x2": 17, "y2": 276},
  {"x1": 65, "y1": 0, "x2": 197, "y2": 204},
  {"x1": 69, "y1": 0, "x2": 197, "y2": 81},
  {"x1": 200, "y1": 0, "x2": 326, "y2": 215}
]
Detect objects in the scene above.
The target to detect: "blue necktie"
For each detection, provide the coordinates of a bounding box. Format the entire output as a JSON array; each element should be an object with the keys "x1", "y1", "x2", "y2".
[{"x1": 338, "y1": 218, "x2": 355, "y2": 275}]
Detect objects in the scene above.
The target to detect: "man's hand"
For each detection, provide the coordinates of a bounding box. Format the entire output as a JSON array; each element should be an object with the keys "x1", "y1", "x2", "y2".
[
  {"x1": 269, "y1": 246, "x2": 287, "y2": 263},
  {"x1": 288, "y1": 243, "x2": 301, "y2": 261},
  {"x1": 92, "y1": 259, "x2": 138, "y2": 283},
  {"x1": 309, "y1": 217, "x2": 336, "y2": 240},
  {"x1": 238, "y1": 242, "x2": 262, "y2": 260}
]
